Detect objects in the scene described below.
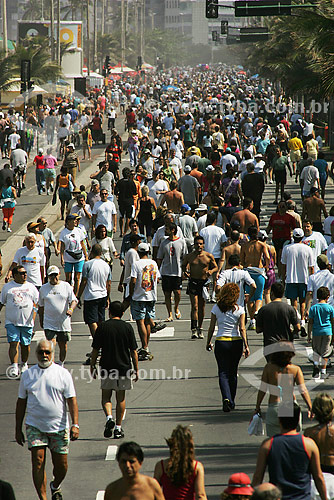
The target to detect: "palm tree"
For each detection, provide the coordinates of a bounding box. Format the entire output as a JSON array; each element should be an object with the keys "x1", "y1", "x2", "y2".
[
  {"x1": 13, "y1": 37, "x2": 62, "y2": 84},
  {"x1": 22, "y1": 0, "x2": 43, "y2": 20}
]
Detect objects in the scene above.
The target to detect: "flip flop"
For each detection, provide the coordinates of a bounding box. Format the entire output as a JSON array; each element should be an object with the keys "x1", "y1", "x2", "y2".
[
  {"x1": 175, "y1": 311, "x2": 182, "y2": 320},
  {"x1": 165, "y1": 317, "x2": 173, "y2": 322}
]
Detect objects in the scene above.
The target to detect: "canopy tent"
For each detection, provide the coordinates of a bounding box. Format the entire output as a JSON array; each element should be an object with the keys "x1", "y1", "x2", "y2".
[
  {"x1": 141, "y1": 62, "x2": 154, "y2": 70},
  {"x1": 109, "y1": 64, "x2": 135, "y2": 74}
]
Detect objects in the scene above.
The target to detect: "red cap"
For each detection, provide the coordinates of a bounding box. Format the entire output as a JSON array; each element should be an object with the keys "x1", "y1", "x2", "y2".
[{"x1": 224, "y1": 473, "x2": 254, "y2": 496}]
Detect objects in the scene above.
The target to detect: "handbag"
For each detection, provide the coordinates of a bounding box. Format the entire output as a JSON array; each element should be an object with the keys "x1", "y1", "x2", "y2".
[
  {"x1": 248, "y1": 412, "x2": 264, "y2": 436},
  {"x1": 66, "y1": 249, "x2": 83, "y2": 260}
]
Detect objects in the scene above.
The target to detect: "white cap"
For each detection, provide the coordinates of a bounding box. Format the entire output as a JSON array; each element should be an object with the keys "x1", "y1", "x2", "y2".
[
  {"x1": 38, "y1": 148, "x2": 43, "y2": 154},
  {"x1": 47, "y1": 265, "x2": 60, "y2": 276},
  {"x1": 137, "y1": 242, "x2": 150, "y2": 253},
  {"x1": 198, "y1": 203, "x2": 208, "y2": 211},
  {"x1": 206, "y1": 165, "x2": 215, "y2": 171},
  {"x1": 68, "y1": 143, "x2": 75, "y2": 149},
  {"x1": 184, "y1": 165, "x2": 191, "y2": 173},
  {"x1": 293, "y1": 228, "x2": 304, "y2": 238}
]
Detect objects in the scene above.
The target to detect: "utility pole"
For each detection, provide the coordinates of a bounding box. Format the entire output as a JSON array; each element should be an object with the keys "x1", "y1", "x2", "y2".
[
  {"x1": 87, "y1": 0, "x2": 90, "y2": 75},
  {"x1": 125, "y1": 0, "x2": 129, "y2": 33},
  {"x1": 121, "y1": 0, "x2": 125, "y2": 72},
  {"x1": 2, "y1": 0, "x2": 8, "y2": 57},
  {"x1": 134, "y1": 1, "x2": 138, "y2": 34},
  {"x1": 50, "y1": 0, "x2": 55, "y2": 60},
  {"x1": 93, "y1": 0, "x2": 97, "y2": 70},
  {"x1": 140, "y1": 0, "x2": 144, "y2": 66},
  {"x1": 41, "y1": 0, "x2": 44, "y2": 20},
  {"x1": 56, "y1": 0, "x2": 60, "y2": 65},
  {"x1": 101, "y1": 0, "x2": 105, "y2": 36}
]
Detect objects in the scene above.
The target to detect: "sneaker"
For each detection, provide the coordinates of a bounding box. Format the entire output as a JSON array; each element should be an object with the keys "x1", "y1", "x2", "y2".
[
  {"x1": 21, "y1": 363, "x2": 28, "y2": 373},
  {"x1": 104, "y1": 418, "x2": 115, "y2": 438},
  {"x1": 7, "y1": 364, "x2": 19, "y2": 378},
  {"x1": 46, "y1": 189, "x2": 50, "y2": 195},
  {"x1": 197, "y1": 328, "x2": 204, "y2": 339},
  {"x1": 248, "y1": 320, "x2": 256, "y2": 331},
  {"x1": 22, "y1": 183, "x2": 26, "y2": 189},
  {"x1": 321, "y1": 372, "x2": 329, "y2": 380},
  {"x1": 151, "y1": 322, "x2": 166, "y2": 333},
  {"x1": 138, "y1": 350, "x2": 153, "y2": 361},
  {"x1": 312, "y1": 365, "x2": 320, "y2": 378},
  {"x1": 223, "y1": 399, "x2": 232, "y2": 412},
  {"x1": 7, "y1": 227, "x2": 12, "y2": 232},
  {"x1": 269, "y1": 179, "x2": 273, "y2": 184},
  {"x1": 50, "y1": 481, "x2": 63, "y2": 500},
  {"x1": 113, "y1": 427, "x2": 124, "y2": 439},
  {"x1": 300, "y1": 326, "x2": 307, "y2": 338},
  {"x1": 82, "y1": 357, "x2": 91, "y2": 366},
  {"x1": 191, "y1": 329, "x2": 198, "y2": 339},
  {"x1": 2, "y1": 221, "x2": 5, "y2": 230}
]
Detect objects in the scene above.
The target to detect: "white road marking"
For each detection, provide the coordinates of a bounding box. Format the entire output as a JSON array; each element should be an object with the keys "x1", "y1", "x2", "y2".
[
  {"x1": 33, "y1": 331, "x2": 46, "y2": 342},
  {"x1": 105, "y1": 445, "x2": 118, "y2": 460},
  {"x1": 96, "y1": 491, "x2": 105, "y2": 500},
  {"x1": 151, "y1": 327, "x2": 174, "y2": 338},
  {"x1": 123, "y1": 409, "x2": 126, "y2": 421}
]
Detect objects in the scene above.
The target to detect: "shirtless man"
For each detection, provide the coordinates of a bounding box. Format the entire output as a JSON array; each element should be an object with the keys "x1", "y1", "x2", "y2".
[
  {"x1": 159, "y1": 180, "x2": 184, "y2": 213},
  {"x1": 302, "y1": 187, "x2": 328, "y2": 233},
  {"x1": 105, "y1": 442, "x2": 165, "y2": 500},
  {"x1": 182, "y1": 235, "x2": 217, "y2": 339},
  {"x1": 240, "y1": 225, "x2": 270, "y2": 330},
  {"x1": 230, "y1": 197, "x2": 259, "y2": 234},
  {"x1": 217, "y1": 230, "x2": 241, "y2": 273}
]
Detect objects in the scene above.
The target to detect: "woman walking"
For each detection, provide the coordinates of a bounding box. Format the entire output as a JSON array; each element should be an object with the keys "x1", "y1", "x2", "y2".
[
  {"x1": 258, "y1": 230, "x2": 276, "y2": 304},
  {"x1": 1, "y1": 176, "x2": 16, "y2": 232},
  {"x1": 53, "y1": 167, "x2": 75, "y2": 220},
  {"x1": 206, "y1": 283, "x2": 249, "y2": 412},
  {"x1": 154, "y1": 425, "x2": 207, "y2": 500},
  {"x1": 91, "y1": 224, "x2": 118, "y2": 274},
  {"x1": 136, "y1": 185, "x2": 156, "y2": 242}
]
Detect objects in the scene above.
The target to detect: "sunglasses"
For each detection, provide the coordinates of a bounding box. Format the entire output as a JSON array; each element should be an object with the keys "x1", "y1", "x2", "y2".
[
  {"x1": 38, "y1": 350, "x2": 51, "y2": 355},
  {"x1": 18, "y1": 271, "x2": 27, "y2": 275}
]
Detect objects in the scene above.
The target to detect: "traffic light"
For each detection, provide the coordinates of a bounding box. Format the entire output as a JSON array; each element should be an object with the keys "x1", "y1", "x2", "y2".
[
  {"x1": 20, "y1": 82, "x2": 27, "y2": 94},
  {"x1": 235, "y1": 0, "x2": 291, "y2": 17},
  {"x1": 27, "y1": 80, "x2": 34, "y2": 90},
  {"x1": 212, "y1": 31, "x2": 219, "y2": 41},
  {"x1": 221, "y1": 20, "x2": 228, "y2": 34},
  {"x1": 206, "y1": 0, "x2": 219, "y2": 19},
  {"x1": 104, "y1": 56, "x2": 111, "y2": 75}
]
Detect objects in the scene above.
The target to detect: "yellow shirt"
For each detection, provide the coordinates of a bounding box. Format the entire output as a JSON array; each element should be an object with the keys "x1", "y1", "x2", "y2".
[{"x1": 288, "y1": 137, "x2": 303, "y2": 151}]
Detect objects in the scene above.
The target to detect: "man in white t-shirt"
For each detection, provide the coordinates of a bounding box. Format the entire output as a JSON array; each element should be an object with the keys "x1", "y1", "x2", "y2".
[
  {"x1": 7, "y1": 234, "x2": 44, "y2": 288},
  {"x1": 70, "y1": 193, "x2": 92, "y2": 233},
  {"x1": 220, "y1": 148, "x2": 238, "y2": 174},
  {"x1": 152, "y1": 213, "x2": 184, "y2": 260},
  {"x1": 169, "y1": 149, "x2": 182, "y2": 180},
  {"x1": 118, "y1": 234, "x2": 141, "y2": 310},
  {"x1": 281, "y1": 228, "x2": 315, "y2": 334},
  {"x1": 0, "y1": 265, "x2": 39, "y2": 377},
  {"x1": 302, "y1": 220, "x2": 327, "y2": 271},
  {"x1": 305, "y1": 254, "x2": 334, "y2": 315},
  {"x1": 147, "y1": 171, "x2": 168, "y2": 206},
  {"x1": 77, "y1": 243, "x2": 112, "y2": 340},
  {"x1": 15, "y1": 339, "x2": 79, "y2": 500},
  {"x1": 200, "y1": 212, "x2": 227, "y2": 301},
  {"x1": 129, "y1": 243, "x2": 159, "y2": 361},
  {"x1": 300, "y1": 159, "x2": 320, "y2": 197},
  {"x1": 92, "y1": 188, "x2": 117, "y2": 237},
  {"x1": 216, "y1": 254, "x2": 256, "y2": 306},
  {"x1": 8, "y1": 129, "x2": 21, "y2": 155},
  {"x1": 38, "y1": 265, "x2": 77, "y2": 366}
]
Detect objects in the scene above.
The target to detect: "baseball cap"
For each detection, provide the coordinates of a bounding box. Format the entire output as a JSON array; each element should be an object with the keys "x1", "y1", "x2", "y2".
[
  {"x1": 190, "y1": 146, "x2": 197, "y2": 153},
  {"x1": 224, "y1": 473, "x2": 253, "y2": 496},
  {"x1": 71, "y1": 212, "x2": 81, "y2": 219},
  {"x1": 137, "y1": 242, "x2": 150, "y2": 253},
  {"x1": 293, "y1": 228, "x2": 304, "y2": 238},
  {"x1": 72, "y1": 187, "x2": 81, "y2": 194},
  {"x1": 258, "y1": 230, "x2": 268, "y2": 239},
  {"x1": 91, "y1": 179, "x2": 99, "y2": 185},
  {"x1": 225, "y1": 147, "x2": 232, "y2": 153},
  {"x1": 67, "y1": 143, "x2": 75, "y2": 149},
  {"x1": 66, "y1": 214, "x2": 77, "y2": 221},
  {"x1": 184, "y1": 165, "x2": 191, "y2": 173},
  {"x1": 47, "y1": 265, "x2": 60, "y2": 276},
  {"x1": 206, "y1": 165, "x2": 215, "y2": 171},
  {"x1": 317, "y1": 254, "x2": 329, "y2": 265},
  {"x1": 38, "y1": 148, "x2": 43, "y2": 154},
  {"x1": 181, "y1": 204, "x2": 191, "y2": 212},
  {"x1": 197, "y1": 203, "x2": 208, "y2": 211},
  {"x1": 27, "y1": 222, "x2": 40, "y2": 230}
]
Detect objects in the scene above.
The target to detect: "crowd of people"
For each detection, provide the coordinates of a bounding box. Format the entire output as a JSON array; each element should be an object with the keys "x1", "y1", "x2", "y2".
[{"x1": 2, "y1": 64, "x2": 334, "y2": 500}]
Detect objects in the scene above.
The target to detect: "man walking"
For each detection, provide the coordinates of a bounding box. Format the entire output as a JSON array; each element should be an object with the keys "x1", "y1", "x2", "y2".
[
  {"x1": 241, "y1": 163, "x2": 265, "y2": 219},
  {"x1": 92, "y1": 188, "x2": 117, "y2": 238},
  {"x1": 0, "y1": 265, "x2": 39, "y2": 377},
  {"x1": 178, "y1": 165, "x2": 200, "y2": 209},
  {"x1": 38, "y1": 266, "x2": 78, "y2": 366},
  {"x1": 90, "y1": 301, "x2": 138, "y2": 440},
  {"x1": 15, "y1": 339, "x2": 79, "y2": 500},
  {"x1": 6, "y1": 234, "x2": 44, "y2": 288},
  {"x1": 157, "y1": 222, "x2": 188, "y2": 321},
  {"x1": 114, "y1": 167, "x2": 137, "y2": 237}
]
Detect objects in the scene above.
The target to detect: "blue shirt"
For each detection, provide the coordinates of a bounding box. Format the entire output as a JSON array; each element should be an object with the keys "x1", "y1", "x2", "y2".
[{"x1": 309, "y1": 302, "x2": 334, "y2": 336}]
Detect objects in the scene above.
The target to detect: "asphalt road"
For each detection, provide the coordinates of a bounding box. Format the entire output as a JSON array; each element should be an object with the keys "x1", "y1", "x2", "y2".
[{"x1": 1, "y1": 118, "x2": 334, "y2": 499}]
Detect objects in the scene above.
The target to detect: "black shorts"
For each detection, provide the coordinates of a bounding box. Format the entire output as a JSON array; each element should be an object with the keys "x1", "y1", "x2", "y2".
[
  {"x1": 186, "y1": 278, "x2": 208, "y2": 297},
  {"x1": 161, "y1": 275, "x2": 182, "y2": 292},
  {"x1": 274, "y1": 170, "x2": 286, "y2": 184},
  {"x1": 119, "y1": 202, "x2": 134, "y2": 219},
  {"x1": 83, "y1": 297, "x2": 107, "y2": 325},
  {"x1": 273, "y1": 238, "x2": 289, "y2": 252}
]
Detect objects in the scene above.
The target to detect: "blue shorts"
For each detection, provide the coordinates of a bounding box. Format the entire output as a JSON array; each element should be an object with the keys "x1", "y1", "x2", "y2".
[
  {"x1": 6, "y1": 324, "x2": 33, "y2": 345},
  {"x1": 245, "y1": 271, "x2": 265, "y2": 302},
  {"x1": 64, "y1": 260, "x2": 84, "y2": 273},
  {"x1": 130, "y1": 300, "x2": 155, "y2": 321},
  {"x1": 285, "y1": 283, "x2": 307, "y2": 300}
]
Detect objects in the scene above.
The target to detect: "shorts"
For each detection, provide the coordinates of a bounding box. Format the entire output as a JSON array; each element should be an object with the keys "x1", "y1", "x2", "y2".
[
  {"x1": 44, "y1": 169, "x2": 56, "y2": 179},
  {"x1": 273, "y1": 238, "x2": 290, "y2": 252},
  {"x1": 44, "y1": 329, "x2": 71, "y2": 342},
  {"x1": 83, "y1": 297, "x2": 107, "y2": 325},
  {"x1": 130, "y1": 300, "x2": 155, "y2": 321},
  {"x1": 6, "y1": 324, "x2": 33, "y2": 345},
  {"x1": 119, "y1": 202, "x2": 134, "y2": 219},
  {"x1": 186, "y1": 278, "x2": 207, "y2": 297},
  {"x1": 312, "y1": 335, "x2": 332, "y2": 359},
  {"x1": 26, "y1": 425, "x2": 69, "y2": 454},
  {"x1": 290, "y1": 150, "x2": 301, "y2": 163},
  {"x1": 64, "y1": 260, "x2": 84, "y2": 273},
  {"x1": 285, "y1": 283, "x2": 307, "y2": 300},
  {"x1": 266, "y1": 402, "x2": 302, "y2": 438},
  {"x1": 245, "y1": 271, "x2": 265, "y2": 302},
  {"x1": 101, "y1": 375, "x2": 133, "y2": 391},
  {"x1": 161, "y1": 275, "x2": 182, "y2": 292},
  {"x1": 274, "y1": 170, "x2": 286, "y2": 184}
]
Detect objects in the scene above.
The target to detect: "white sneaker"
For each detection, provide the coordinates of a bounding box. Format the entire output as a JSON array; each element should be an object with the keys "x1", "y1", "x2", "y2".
[
  {"x1": 7, "y1": 364, "x2": 19, "y2": 378},
  {"x1": 21, "y1": 363, "x2": 28, "y2": 373},
  {"x1": 269, "y1": 179, "x2": 273, "y2": 184},
  {"x1": 7, "y1": 227, "x2": 12, "y2": 232}
]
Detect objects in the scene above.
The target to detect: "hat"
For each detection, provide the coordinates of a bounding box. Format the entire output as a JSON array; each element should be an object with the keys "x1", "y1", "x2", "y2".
[
  {"x1": 310, "y1": 186, "x2": 319, "y2": 194},
  {"x1": 47, "y1": 265, "x2": 60, "y2": 276},
  {"x1": 225, "y1": 147, "x2": 232, "y2": 153},
  {"x1": 317, "y1": 254, "x2": 329, "y2": 265},
  {"x1": 190, "y1": 146, "x2": 197, "y2": 153},
  {"x1": 66, "y1": 214, "x2": 77, "y2": 221},
  {"x1": 254, "y1": 153, "x2": 262, "y2": 158},
  {"x1": 144, "y1": 148, "x2": 151, "y2": 154},
  {"x1": 91, "y1": 179, "x2": 99, "y2": 186},
  {"x1": 293, "y1": 228, "x2": 304, "y2": 238},
  {"x1": 27, "y1": 221, "x2": 40, "y2": 230},
  {"x1": 71, "y1": 212, "x2": 81, "y2": 219},
  {"x1": 38, "y1": 148, "x2": 43, "y2": 154},
  {"x1": 197, "y1": 203, "x2": 208, "y2": 211},
  {"x1": 184, "y1": 165, "x2": 191, "y2": 173},
  {"x1": 206, "y1": 165, "x2": 215, "y2": 171},
  {"x1": 137, "y1": 242, "x2": 150, "y2": 253},
  {"x1": 224, "y1": 473, "x2": 254, "y2": 496},
  {"x1": 258, "y1": 230, "x2": 268, "y2": 239},
  {"x1": 181, "y1": 204, "x2": 191, "y2": 212},
  {"x1": 67, "y1": 143, "x2": 75, "y2": 149},
  {"x1": 72, "y1": 187, "x2": 81, "y2": 194}
]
